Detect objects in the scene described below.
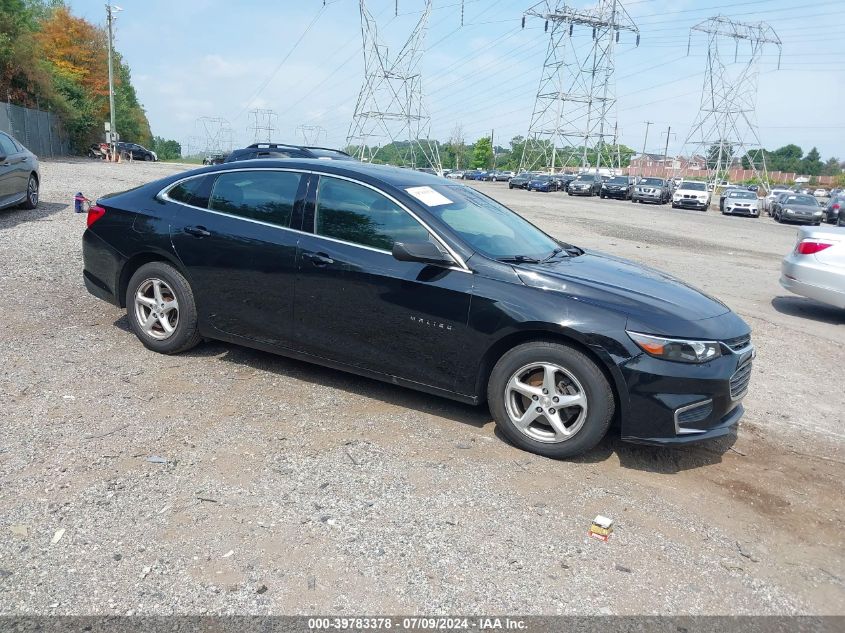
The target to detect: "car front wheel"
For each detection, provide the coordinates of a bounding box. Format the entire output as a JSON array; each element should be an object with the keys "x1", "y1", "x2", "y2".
[
  {"x1": 487, "y1": 341, "x2": 614, "y2": 459},
  {"x1": 22, "y1": 174, "x2": 39, "y2": 209},
  {"x1": 126, "y1": 262, "x2": 201, "y2": 354}
]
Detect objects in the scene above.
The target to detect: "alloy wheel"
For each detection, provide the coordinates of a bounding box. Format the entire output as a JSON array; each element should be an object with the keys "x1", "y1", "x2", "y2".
[
  {"x1": 134, "y1": 278, "x2": 179, "y2": 340},
  {"x1": 504, "y1": 362, "x2": 588, "y2": 443},
  {"x1": 27, "y1": 177, "x2": 38, "y2": 206}
]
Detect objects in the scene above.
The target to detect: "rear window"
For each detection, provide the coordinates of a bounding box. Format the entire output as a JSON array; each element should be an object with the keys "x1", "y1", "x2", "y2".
[
  {"x1": 209, "y1": 170, "x2": 303, "y2": 227},
  {"x1": 639, "y1": 178, "x2": 664, "y2": 186}
]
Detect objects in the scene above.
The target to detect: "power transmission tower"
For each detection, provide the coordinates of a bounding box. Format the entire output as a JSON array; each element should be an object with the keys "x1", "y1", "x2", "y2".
[
  {"x1": 519, "y1": 1, "x2": 639, "y2": 174},
  {"x1": 248, "y1": 109, "x2": 278, "y2": 143},
  {"x1": 296, "y1": 124, "x2": 327, "y2": 146},
  {"x1": 346, "y1": 0, "x2": 442, "y2": 173},
  {"x1": 197, "y1": 117, "x2": 235, "y2": 155},
  {"x1": 679, "y1": 16, "x2": 781, "y2": 189}
]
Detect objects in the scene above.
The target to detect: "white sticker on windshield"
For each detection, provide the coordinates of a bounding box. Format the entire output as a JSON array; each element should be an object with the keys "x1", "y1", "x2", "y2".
[{"x1": 405, "y1": 186, "x2": 453, "y2": 207}]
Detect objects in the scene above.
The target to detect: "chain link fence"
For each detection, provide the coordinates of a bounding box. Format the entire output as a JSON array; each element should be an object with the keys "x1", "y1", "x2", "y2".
[{"x1": 0, "y1": 101, "x2": 70, "y2": 157}]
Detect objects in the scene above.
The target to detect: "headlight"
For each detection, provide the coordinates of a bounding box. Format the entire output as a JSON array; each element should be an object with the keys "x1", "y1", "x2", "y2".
[
  {"x1": 627, "y1": 331, "x2": 721, "y2": 363},
  {"x1": 785, "y1": 208, "x2": 793, "y2": 214}
]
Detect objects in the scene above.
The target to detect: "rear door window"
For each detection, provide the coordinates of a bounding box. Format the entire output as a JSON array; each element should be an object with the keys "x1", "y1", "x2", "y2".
[
  {"x1": 167, "y1": 175, "x2": 215, "y2": 208},
  {"x1": 209, "y1": 170, "x2": 302, "y2": 227}
]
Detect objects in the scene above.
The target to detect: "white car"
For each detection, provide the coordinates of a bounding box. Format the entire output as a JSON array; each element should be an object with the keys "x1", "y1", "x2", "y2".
[
  {"x1": 764, "y1": 188, "x2": 792, "y2": 214},
  {"x1": 445, "y1": 170, "x2": 464, "y2": 179},
  {"x1": 671, "y1": 181, "x2": 711, "y2": 210},
  {"x1": 780, "y1": 226, "x2": 845, "y2": 309},
  {"x1": 814, "y1": 188, "x2": 828, "y2": 198},
  {"x1": 722, "y1": 189, "x2": 760, "y2": 217}
]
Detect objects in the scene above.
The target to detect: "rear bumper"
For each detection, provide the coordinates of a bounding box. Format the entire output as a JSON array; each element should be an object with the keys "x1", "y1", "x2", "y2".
[
  {"x1": 82, "y1": 229, "x2": 125, "y2": 307},
  {"x1": 780, "y1": 257, "x2": 845, "y2": 309}
]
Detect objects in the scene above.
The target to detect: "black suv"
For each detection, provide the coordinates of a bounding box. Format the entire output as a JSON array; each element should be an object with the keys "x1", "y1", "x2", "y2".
[
  {"x1": 600, "y1": 176, "x2": 633, "y2": 200},
  {"x1": 224, "y1": 143, "x2": 355, "y2": 163}
]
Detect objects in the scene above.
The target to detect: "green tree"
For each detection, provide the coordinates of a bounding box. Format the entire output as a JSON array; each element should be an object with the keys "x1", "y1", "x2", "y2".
[
  {"x1": 150, "y1": 136, "x2": 181, "y2": 160},
  {"x1": 802, "y1": 147, "x2": 823, "y2": 176},
  {"x1": 471, "y1": 136, "x2": 493, "y2": 169},
  {"x1": 821, "y1": 157, "x2": 842, "y2": 177}
]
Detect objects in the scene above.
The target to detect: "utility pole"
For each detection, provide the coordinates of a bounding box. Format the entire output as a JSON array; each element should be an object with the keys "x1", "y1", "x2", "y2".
[
  {"x1": 662, "y1": 125, "x2": 671, "y2": 180},
  {"x1": 639, "y1": 120, "x2": 652, "y2": 178},
  {"x1": 491, "y1": 129, "x2": 496, "y2": 170},
  {"x1": 105, "y1": 4, "x2": 121, "y2": 159}
]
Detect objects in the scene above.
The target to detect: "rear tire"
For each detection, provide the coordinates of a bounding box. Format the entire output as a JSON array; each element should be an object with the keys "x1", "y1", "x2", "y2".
[
  {"x1": 126, "y1": 262, "x2": 201, "y2": 355},
  {"x1": 144, "y1": 154, "x2": 152, "y2": 162},
  {"x1": 487, "y1": 341, "x2": 614, "y2": 459}
]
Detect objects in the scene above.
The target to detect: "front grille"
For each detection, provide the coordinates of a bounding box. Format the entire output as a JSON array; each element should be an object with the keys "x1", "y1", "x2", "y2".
[
  {"x1": 724, "y1": 333, "x2": 751, "y2": 351},
  {"x1": 730, "y1": 360, "x2": 753, "y2": 399}
]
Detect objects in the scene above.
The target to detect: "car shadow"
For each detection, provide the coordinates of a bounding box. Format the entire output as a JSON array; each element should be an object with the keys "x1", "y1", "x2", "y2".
[
  {"x1": 771, "y1": 295, "x2": 845, "y2": 325},
  {"x1": 0, "y1": 201, "x2": 68, "y2": 231},
  {"x1": 112, "y1": 318, "x2": 739, "y2": 469}
]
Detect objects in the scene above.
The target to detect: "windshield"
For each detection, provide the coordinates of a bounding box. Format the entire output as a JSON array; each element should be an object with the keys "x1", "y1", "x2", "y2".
[
  {"x1": 639, "y1": 178, "x2": 664, "y2": 186},
  {"x1": 574, "y1": 174, "x2": 594, "y2": 181},
  {"x1": 607, "y1": 177, "x2": 628, "y2": 184},
  {"x1": 728, "y1": 191, "x2": 756, "y2": 199},
  {"x1": 680, "y1": 181, "x2": 707, "y2": 191},
  {"x1": 532, "y1": 175, "x2": 550, "y2": 181},
  {"x1": 415, "y1": 184, "x2": 559, "y2": 260},
  {"x1": 786, "y1": 195, "x2": 818, "y2": 206}
]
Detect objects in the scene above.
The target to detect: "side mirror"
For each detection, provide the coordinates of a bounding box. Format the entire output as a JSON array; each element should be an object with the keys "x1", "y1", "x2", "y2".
[{"x1": 392, "y1": 241, "x2": 456, "y2": 267}]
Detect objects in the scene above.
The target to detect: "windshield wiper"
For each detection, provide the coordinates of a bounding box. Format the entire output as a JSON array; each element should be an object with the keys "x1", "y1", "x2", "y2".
[
  {"x1": 539, "y1": 247, "x2": 564, "y2": 263},
  {"x1": 497, "y1": 255, "x2": 542, "y2": 264}
]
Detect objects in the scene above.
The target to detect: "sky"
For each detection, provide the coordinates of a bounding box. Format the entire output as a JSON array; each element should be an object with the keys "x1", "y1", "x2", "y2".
[{"x1": 66, "y1": 0, "x2": 845, "y2": 159}]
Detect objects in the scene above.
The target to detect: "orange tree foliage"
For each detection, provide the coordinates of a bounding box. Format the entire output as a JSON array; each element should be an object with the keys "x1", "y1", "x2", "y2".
[{"x1": 1, "y1": 1, "x2": 151, "y2": 150}]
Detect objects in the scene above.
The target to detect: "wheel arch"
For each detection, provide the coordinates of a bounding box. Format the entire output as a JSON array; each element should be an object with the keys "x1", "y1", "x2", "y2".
[
  {"x1": 475, "y1": 327, "x2": 629, "y2": 422},
  {"x1": 117, "y1": 251, "x2": 189, "y2": 308}
]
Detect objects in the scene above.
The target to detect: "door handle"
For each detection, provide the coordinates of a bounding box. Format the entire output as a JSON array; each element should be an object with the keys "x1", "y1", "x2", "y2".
[
  {"x1": 302, "y1": 252, "x2": 334, "y2": 266},
  {"x1": 183, "y1": 225, "x2": 211, "y2": 237}
]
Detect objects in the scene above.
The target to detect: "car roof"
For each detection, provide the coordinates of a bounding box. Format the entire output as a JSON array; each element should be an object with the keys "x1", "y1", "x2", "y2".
[{"x1": 183, "y1": 158, "x2": 448, "y2": 188}]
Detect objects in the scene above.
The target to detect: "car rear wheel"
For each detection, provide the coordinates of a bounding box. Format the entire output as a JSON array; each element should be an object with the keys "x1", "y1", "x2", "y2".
[
  {"x1": 487, "y1": 341, "x2": 614, "y2": 459},
  {"x1": 126, "y1": 262, "x2": 201, "y2": 354},
  {"x1": 144, "y1": 154, "x2": 152, "y2": 161},
  {"x1": 22, "y1": 174, "x2": 38, "y2": 209}
]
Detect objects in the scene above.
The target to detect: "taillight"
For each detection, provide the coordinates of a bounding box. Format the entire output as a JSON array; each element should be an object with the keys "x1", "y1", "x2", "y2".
[
  {"x1": 86, "y1": 205, "x2": 106, "y2": 227},
  {"x1": 833, "y1": 203, "x2": 841, "y2": 211},
  {"x1": 796, "y1": 240, "x2": 833, "y2": 255}
]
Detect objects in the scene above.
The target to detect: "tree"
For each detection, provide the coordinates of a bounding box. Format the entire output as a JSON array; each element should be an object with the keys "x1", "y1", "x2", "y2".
[
  {"x1": 802, "y1": 147, "x2": 823, "y2": 176},
  {"x1": 821, "y1": 157, "x2": 842, "y2": 177},
  {"x1": 445, "y1": 123, "x2": 466, "y2": 170},
  {"x1": 150, "y1": 136, "x2": 181, "y2": 160},
  {"x1": 471, "y1": 136, "x2": 493, "y2": 169}
]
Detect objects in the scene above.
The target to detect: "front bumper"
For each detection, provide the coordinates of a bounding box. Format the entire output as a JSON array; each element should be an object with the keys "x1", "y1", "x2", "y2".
[
  {"x1": 618, "y1": 341, "x2": 754, "y2": 445},
  {"x1": 602, "y1": 188, "x2": 628, "y2": 198},
  {"x1": 674, "y1": 197, "x2": 709, "y2": 209},
  {"x1": 725, "y1": 205, "x2": 759, "y2": 216},
  {"x1": 569, "y1": 187, "x2": 593, "y2": 195},
  {"x1": 781, "y1": 212, "x2": 822, "y2": 224},
  {"x1": 635, "y1": 191, "x2": 663, "y2": 203}
]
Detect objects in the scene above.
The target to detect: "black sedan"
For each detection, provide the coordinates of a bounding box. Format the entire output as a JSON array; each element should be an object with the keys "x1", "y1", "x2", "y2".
[
  {"x1": 567, "y1": 174, "x2": 602, "y2": 196},
  {"x1": 771, "y1": 193, "x2": 824, "y2": 225},
  {"x1": 823, "y1": 195, "x2": 844, "y2": 224},
  {"x1": 508, "y1": 172, "x2": 535, "y2": 189},
  {"x1": 82, "y1": 160, "x2": 753, "y2": 459},
  {"x1": 0, "y1": 131, "x2": 39, "y2": 211},
  {"x1": 600, "y1": 176, "x2": 633, "y2": 200}
]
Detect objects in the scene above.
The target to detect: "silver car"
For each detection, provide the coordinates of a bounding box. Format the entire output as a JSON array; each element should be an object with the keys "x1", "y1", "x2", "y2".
[
  {"x1": 722, "y1": 189, "x2": 760, "y2": 217},
  {"x1": 0, "y1": 131, "x2": 40, "y2": 211},
  {"x1": 780, "y1": 226, "x2": 845, "y2": 309}
]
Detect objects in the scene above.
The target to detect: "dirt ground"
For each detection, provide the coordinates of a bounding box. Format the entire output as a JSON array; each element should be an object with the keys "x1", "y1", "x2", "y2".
[{"x1": 0, "y1": 159, "x2": 842, "y2": 615}]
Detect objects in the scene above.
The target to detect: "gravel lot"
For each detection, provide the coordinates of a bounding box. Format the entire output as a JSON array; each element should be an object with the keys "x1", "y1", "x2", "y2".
[{"x1": 1, "y1": 159, "x2": 843, "y2": 616}]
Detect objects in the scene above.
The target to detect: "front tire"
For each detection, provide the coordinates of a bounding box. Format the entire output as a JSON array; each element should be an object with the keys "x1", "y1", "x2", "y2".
[
  {"x1": 22, "y1": 174, "x2": 38, "y2": 209},
  {"x1": 487, "y1": 341, "x2": 614, "y2": 459},
  {"x1": 126, "y1": 262, "x2": 201, "y2": 354}
]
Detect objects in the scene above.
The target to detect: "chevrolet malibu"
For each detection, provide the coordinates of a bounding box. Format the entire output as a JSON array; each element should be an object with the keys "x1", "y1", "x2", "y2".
[{"x1": 82, "y1": 160, "x2": 754, "y2": 459}]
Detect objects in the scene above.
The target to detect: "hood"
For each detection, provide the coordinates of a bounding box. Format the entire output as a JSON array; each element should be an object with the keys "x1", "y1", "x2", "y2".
[
  {"x1": 783, "y1": 203, "x2": 820, "y2": 211},
  {"x1": 515, "y1": 251, "x2": 730, "y2": 331}
]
